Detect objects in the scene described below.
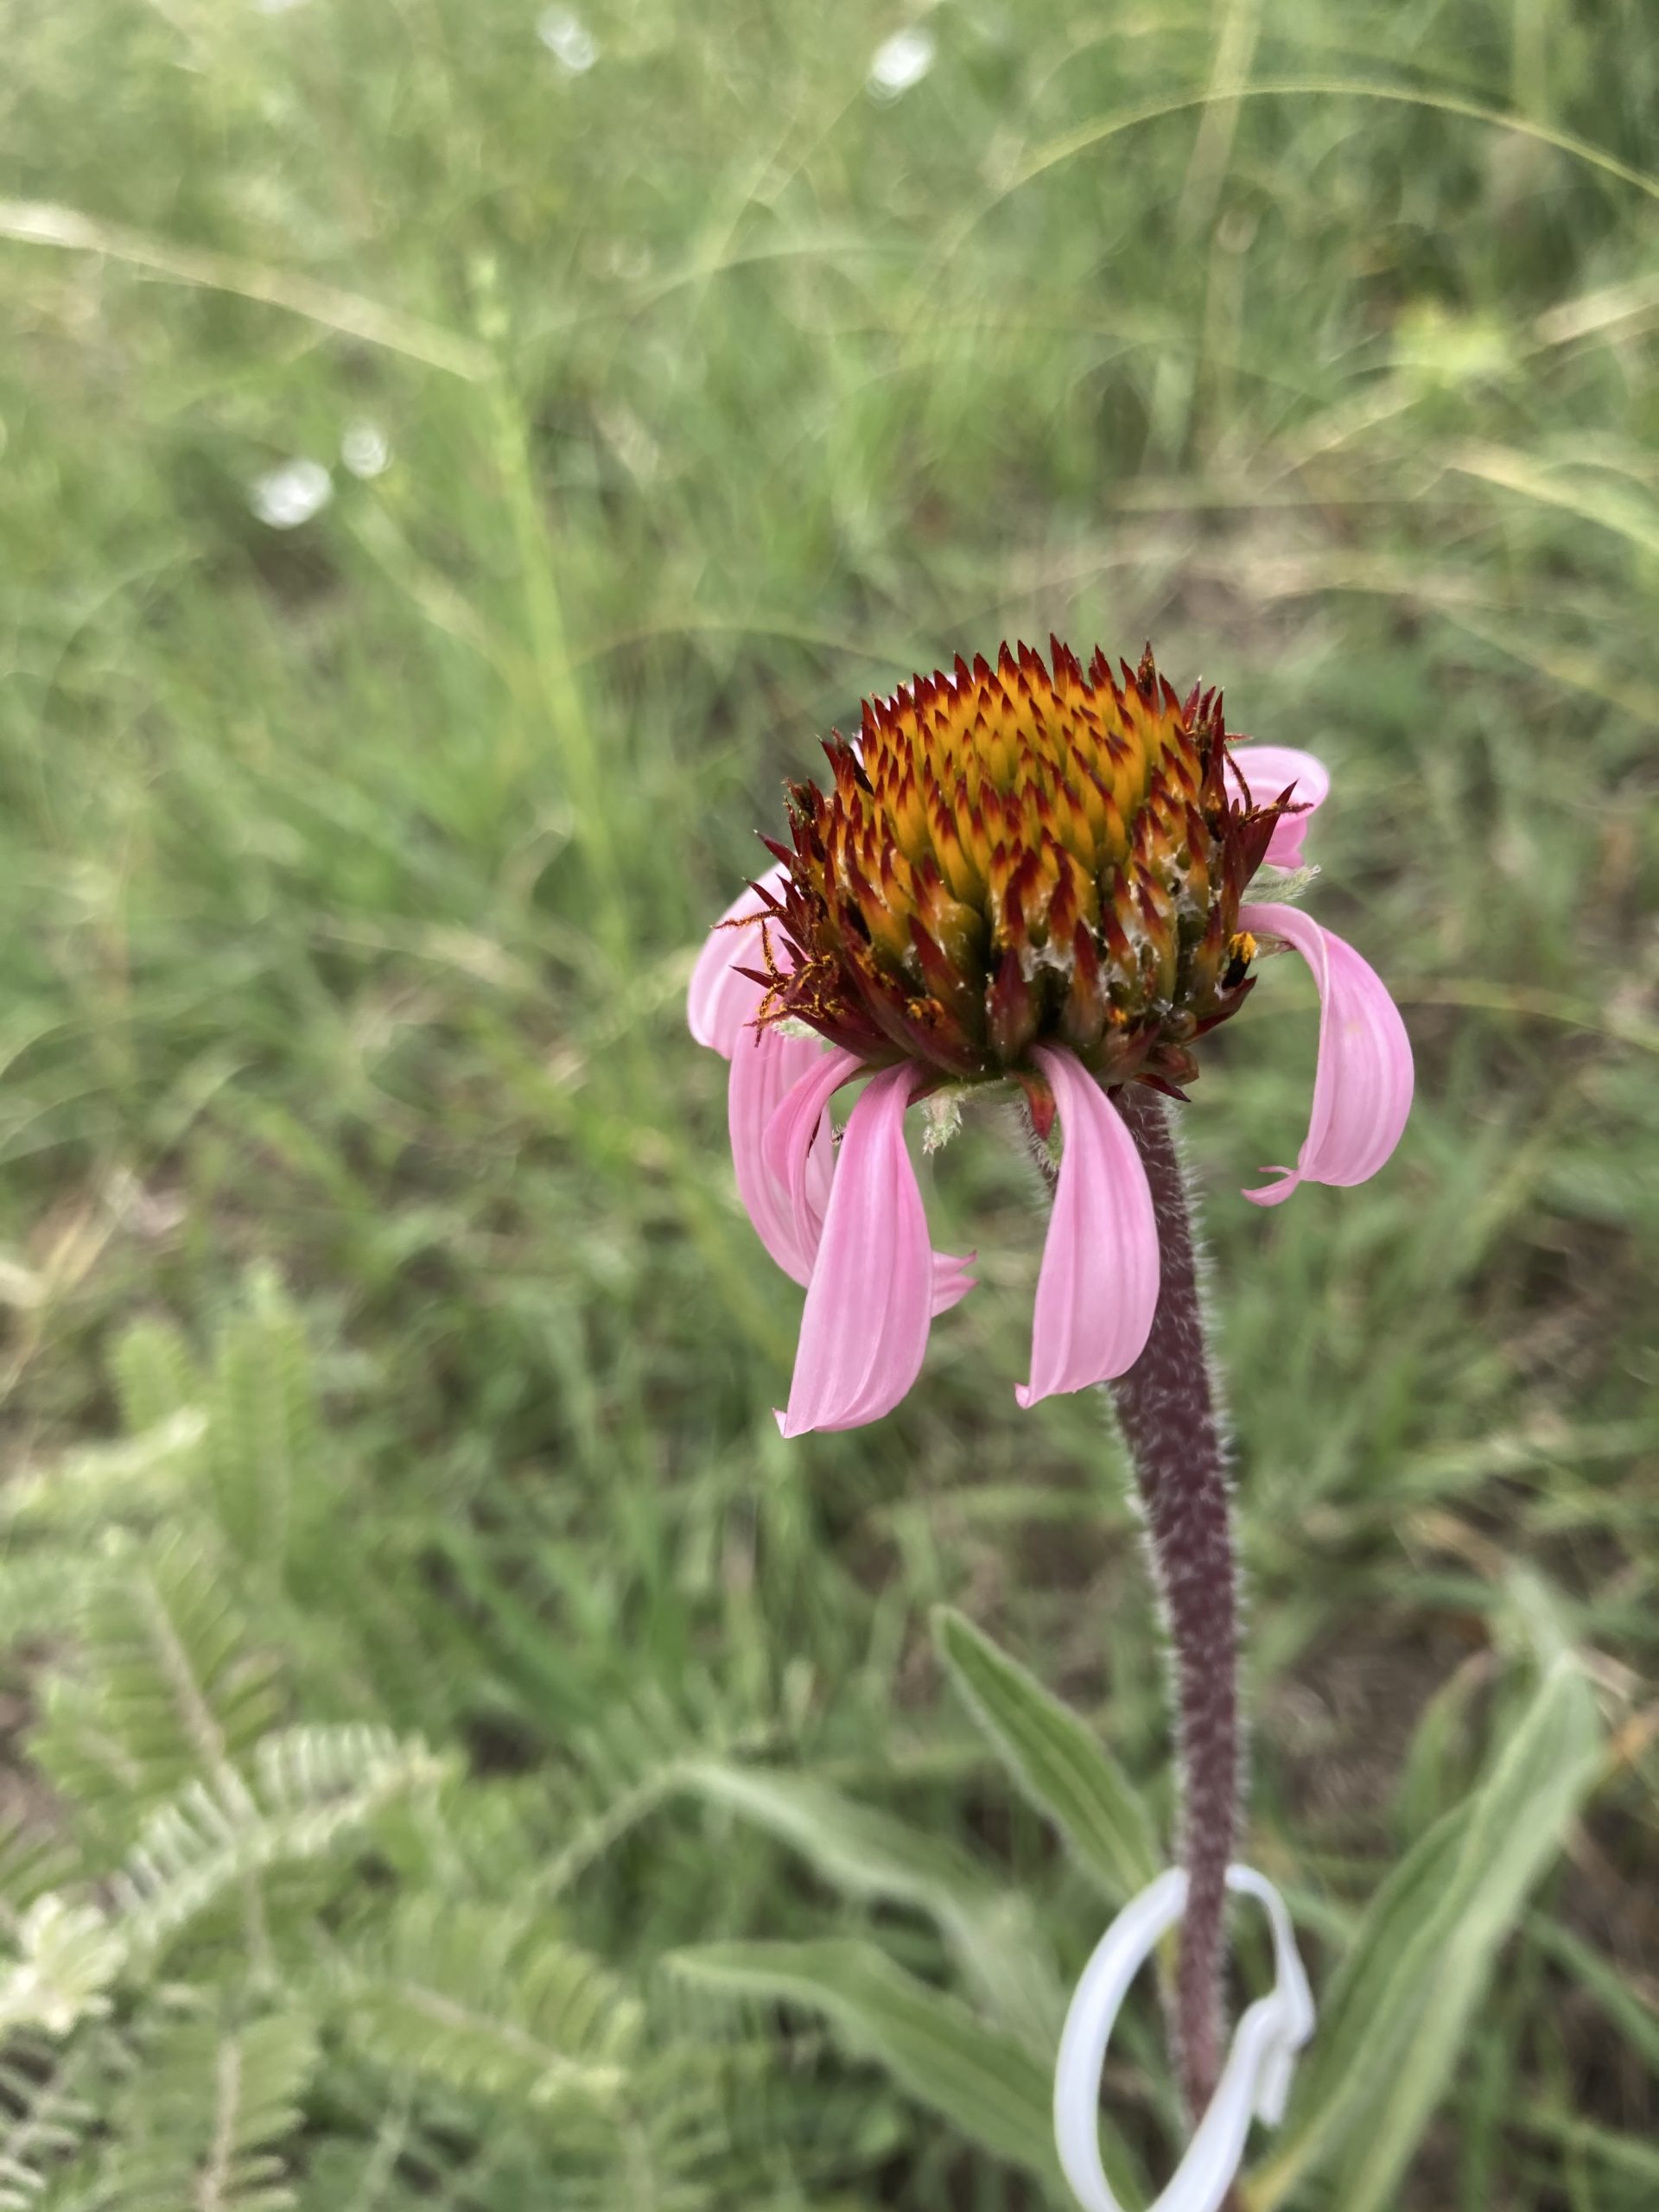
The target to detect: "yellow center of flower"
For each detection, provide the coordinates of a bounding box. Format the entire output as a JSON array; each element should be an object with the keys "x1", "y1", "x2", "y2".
[{"x1": 758, "y1": 639, "x2": 1277, "y2": 1090}]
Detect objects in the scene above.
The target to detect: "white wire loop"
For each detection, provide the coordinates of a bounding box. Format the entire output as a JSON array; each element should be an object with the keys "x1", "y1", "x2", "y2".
[{"x1": 1053, "y1": 1863, "x2": 1315, "y2": 2212}]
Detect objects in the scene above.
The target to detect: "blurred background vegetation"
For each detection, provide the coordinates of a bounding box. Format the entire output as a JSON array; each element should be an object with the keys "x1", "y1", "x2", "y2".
[{"x1": 1, "y1": 0, "x2": 1656, "y2": 2205}]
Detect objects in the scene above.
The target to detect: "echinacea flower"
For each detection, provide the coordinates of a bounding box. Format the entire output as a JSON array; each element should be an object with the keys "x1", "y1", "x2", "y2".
[{"x1": 689, "y1": 639, "x2": 1412, "y2": 1434}]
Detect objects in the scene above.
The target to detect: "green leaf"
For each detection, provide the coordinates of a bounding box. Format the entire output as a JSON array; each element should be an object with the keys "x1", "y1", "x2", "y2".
[
  {"x1": 1251, "y1": 1656, "x2": 1602, "y2": 2211},
  {"x1": 0, "y1": 1728, "x2": 443, "y2": 2036},
  {"x1": 113, "y1": 2011, "x2": 318, "y2": 2211},
  {"x1": 667, "y1": 1936, "x2": 1061, "y2": 2187},
  {"x1": 338, "y1": 1899, "x2": 639, "y2": 2110},
  {"x1": 680, "y1": 1759, "x2": 1064, "y2": 2049},
  {"x1": 0, "y1": 1553, "x2": 87, "y2": 1652},
  {"x1": 205, "y1": 1270, "x2": 321, "y2": 1587},
  {"x1": 111, "y1": 1315, "x2": 200, "y2": 1438},
  {"x1": 1276, "y1": 1801, "x2": 1476, "y2": 2148},
  {"x1": 0, "y1": 1411, "x2": 204, "y2": 1538},
  {"x1": 0, "y1": 1815, "x2": 79, "y2": 1918},
  {"x1": 31, "y1": 1534, "x2": 285, "y2": 1830},
  {"x1": 1526, "y1": 1915, "x2": 1659, "y2": 2078},
  {"x1": 108, "y1": 1726, "x2": 448, "y2": 1967},
  {"x1": 1513, "y1": 2106, "x2": 1659, "y2": 2187},
  {"x1": 0, "y1": 2037, "x2": 100, "y2": 2212},
  {"x1": 933, "y1": 1608, "x2": 1160, "y2": 1904},
  {"x1": 0, "y1": 1896, "x2": 124, "y2": 2037}
]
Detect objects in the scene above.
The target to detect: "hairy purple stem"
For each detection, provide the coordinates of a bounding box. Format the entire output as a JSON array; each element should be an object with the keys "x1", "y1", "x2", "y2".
[
  {"x1": 1021, "y1": 1087, "x2": 1240, "y2": 2123},
  {"x1": 1109, "y1": 1087, "x2": 1240, "y2": 2121}
]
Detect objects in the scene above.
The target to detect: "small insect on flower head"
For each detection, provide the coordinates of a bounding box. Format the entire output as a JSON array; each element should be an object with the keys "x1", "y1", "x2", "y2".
[{"x1": 689, "y1": 639, "x2": 1412, "y2": 1434}]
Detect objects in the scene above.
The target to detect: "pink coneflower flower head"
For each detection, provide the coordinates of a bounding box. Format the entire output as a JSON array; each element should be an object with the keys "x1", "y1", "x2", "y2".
[{"x1": 689, "y1": 639, "x2": 1412, "y2": 1434}]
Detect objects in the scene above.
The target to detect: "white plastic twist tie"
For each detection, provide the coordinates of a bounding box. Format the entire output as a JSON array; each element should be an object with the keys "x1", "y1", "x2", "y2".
[{"x1": 1053, "y1": 1863, "x2": 1314, "y2": 2212}]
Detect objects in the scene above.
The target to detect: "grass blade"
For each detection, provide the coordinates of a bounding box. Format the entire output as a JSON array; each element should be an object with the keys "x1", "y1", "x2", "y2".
[
  {"x1": 680, "y1": 1759, "x2": 1064, "y2": 2047},
  {"x1": 667, "y1": 1936, "x2": 1061, "y2": 2187}
]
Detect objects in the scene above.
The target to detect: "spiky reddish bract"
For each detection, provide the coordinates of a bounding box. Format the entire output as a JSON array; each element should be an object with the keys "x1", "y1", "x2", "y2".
[{"x1": 749, "y1": 639, "x2": 1281, "y2": 1096}]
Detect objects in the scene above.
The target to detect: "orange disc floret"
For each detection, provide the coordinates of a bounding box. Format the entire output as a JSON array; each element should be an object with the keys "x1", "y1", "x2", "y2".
[{"x1": 748, "y1": 639, "x2": 1283, "y2": 1092}]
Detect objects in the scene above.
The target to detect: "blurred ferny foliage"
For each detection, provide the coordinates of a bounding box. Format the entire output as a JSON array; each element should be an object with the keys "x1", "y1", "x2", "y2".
[
  {"x1": 0, "y1": 1291, "x2": 1616, "y2": 2209},
  {"x1": 0, "y1": 0, "x2": 1656, "y2": 2205}
]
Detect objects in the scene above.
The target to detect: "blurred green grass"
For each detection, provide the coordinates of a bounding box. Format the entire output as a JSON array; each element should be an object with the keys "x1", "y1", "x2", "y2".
[{"x1": 1, "y1": 0, "x2": 1656, "y2": 2202}]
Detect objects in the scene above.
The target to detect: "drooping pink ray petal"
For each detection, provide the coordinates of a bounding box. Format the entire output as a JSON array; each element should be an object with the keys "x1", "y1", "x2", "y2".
[
  {"x1": 764, "y1": 1052, "x2": 975, "y2": 1315},
  {"x1": 1016, "y1": 1047, "x2": 1160, "y2": 1408},
  {"x1": 763, "y1": 1047, "x2": 861, "y2": 1241},
  {"x1": 1227, "y1": 746, "x2": 1332, "y2": 868},
  {"x1": 779, "y1": 1064, "x2": 936, "y2": 1436},
  {"x1": 728, "y1": 1025, "x2": 846, "y2": 1284},
  {"x1": 741, "y1": 1043, "x2": 859, "y2": 1284},
  {"x1": 928, "y1": 1256, "x2": 978, "y2": 1317},
  {"x1": 1237, "y1": 901, "x2": 1414, "y2": 1206},
  {"x1": 687, "y1": 864, "x2": 788, "y2": 1057}
]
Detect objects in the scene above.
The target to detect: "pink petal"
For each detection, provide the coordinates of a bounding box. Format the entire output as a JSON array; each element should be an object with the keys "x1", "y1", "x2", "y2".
[
  {"x1": 1016, "y1": 1047, "x2": 1160, "y2": 1408},
  {"x1": 765, "y1": 1054, "x2": 977, "y2": 1317},
  {"x1": 729, "y1": 1028, "x2": 849, "y2": 1284},
  {"x1": 1227, "y1": 746, "x2": 1331, "y2": 868},
  {"x1": 928, "y1": 1255, "x2": 977, "y2": 1319},
  {"x1": 1238, "y1": 901, "x2": 1414, "y2": 1206},
  {"x1": 763, "y1": 1047, "x2": 861, "y2": 1249},
  {"x1": 687, "y1": 864, "x2": 788, "y2": 1058},
  {"x1": 779, "y1": 1065, "x2": 936, "y2": 1436}
]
